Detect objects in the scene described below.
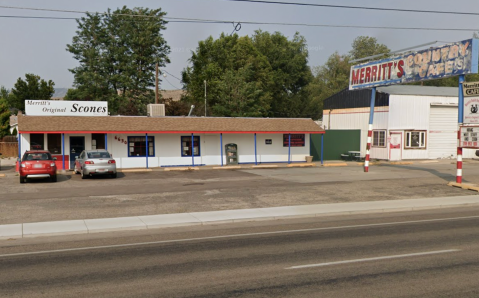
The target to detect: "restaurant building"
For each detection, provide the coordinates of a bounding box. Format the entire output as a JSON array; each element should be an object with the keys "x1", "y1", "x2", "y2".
[{"x1": 17, "y1": 101, "x2": 324, "y2": 170}]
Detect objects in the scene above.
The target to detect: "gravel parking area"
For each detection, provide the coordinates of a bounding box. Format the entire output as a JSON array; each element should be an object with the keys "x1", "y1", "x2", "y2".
[{"x1": 1, "y1": 160, "x2": 479, "y2": 224}]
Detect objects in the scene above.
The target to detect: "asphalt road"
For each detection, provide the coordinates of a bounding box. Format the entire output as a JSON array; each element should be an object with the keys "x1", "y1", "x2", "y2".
[
  {"x1": 1, "y1": 206, "x2": 479, "y2": 297},
  {"x1": 2, "y1": 161, "x2": 479, "y2": 224}
]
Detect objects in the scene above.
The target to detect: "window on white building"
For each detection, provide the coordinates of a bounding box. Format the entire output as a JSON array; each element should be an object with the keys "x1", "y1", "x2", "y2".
[
  {"x1": 405, "y1": 131, "x2": 426, "y2": 149},
  {"x1": 372, "y1": 130, "x2": 386, "y2": 147}
]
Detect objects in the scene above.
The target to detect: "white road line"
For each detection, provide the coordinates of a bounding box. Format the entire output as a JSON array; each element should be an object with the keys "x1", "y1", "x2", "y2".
[
  {"x1": 286, "y1": 249, "x2": 461, "y2": 270},
  {"x1": 0, "y1": 215, "x2": 478, "y2": 258}
]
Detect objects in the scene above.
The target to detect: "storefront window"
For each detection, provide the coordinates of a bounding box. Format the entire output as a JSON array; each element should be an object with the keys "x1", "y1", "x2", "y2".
[
  {"x1": 30, "y1": 134, "x2": 44, "y2": 150},
  {"x1": 92, "y1": 133, "x2": 105, "y2": 150},
  {"x1": 373, "y1": 130, "x2": 386, "y2": 147},
  {"x1": 283, "y1": 134, "x2": 305, "y2": 147},
  {"x1": 47, "y1": 134, "x2": 62, "y2": 154},
  {"x1": 128, "y1": 136, "x2": 154, "y2": 157},
  {"x1": 405, "y1": 131, "x2": 426, "y2": 149},
  {"x1": 181, "y1": 136, "x2": 200, "y2": 156}
]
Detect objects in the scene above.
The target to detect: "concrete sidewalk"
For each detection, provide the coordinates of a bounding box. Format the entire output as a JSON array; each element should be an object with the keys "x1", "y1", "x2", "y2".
[{"x1": 2, "y1": 195, "x2": 479, "y2": 240}]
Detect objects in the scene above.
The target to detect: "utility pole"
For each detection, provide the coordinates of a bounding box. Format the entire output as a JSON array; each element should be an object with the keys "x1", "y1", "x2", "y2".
[
  {"x1": 155, "y1": 63, "x2": 159, "y2": 104},
  {"x1": 204, "y1": 80, "x2": 207, "y2": 117}
]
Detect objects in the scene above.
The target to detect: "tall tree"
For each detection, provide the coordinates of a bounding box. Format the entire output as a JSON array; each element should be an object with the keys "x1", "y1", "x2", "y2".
[
  {"x1": 0, "y1": 98, "x2": 11, "y2": 139},
  {"x1": 252, "y1": 31, "x2": 313, "y2": 118},
  {"x1": 308, "y1": 36, "x2": 390, "y2": 116},
  {"x1": 182, "y1": 31, "x2": 316, "y2": 118},
  {"x1": 66, "y1": 6, "x2": 170, "y2": 115},
  {"x1": 349, "y1": 36, "x2": 390, "y2": 61},
  {"x1": 182, "y1": 33, "x2": 274, "y2": 117},
  {"x1": 9, "y1": 74, "x2": 55, "y2": 112}
]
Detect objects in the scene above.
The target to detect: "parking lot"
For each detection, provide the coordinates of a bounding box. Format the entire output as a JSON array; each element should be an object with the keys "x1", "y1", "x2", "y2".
[{"x1": 1, "y1": 159, "x2": 479, "y2": 225}]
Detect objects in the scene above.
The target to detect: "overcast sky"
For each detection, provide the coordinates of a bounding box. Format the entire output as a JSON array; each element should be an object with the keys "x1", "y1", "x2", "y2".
[{"x1": 1, "y1": 0, "x2": 478, "y2": 91}]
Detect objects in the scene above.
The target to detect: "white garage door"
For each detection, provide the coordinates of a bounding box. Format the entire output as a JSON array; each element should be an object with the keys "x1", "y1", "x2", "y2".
[{"x1": 429, "y1": 106, "x2": 457, "y2": 159}]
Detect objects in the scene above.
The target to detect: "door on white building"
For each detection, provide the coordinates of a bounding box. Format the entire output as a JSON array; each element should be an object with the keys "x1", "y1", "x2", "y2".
[
  {"x1": 429, "y1": 105, "x2": 457, "y2": 159},
  {"x1": 389, "y1": 132, "x2": 401, "y2": 161}
]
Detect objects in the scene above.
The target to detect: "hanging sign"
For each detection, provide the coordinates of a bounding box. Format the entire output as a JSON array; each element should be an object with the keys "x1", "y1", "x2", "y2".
[
  {"x1": 25, "y1": 100, "x2": 108, "y2": 116},
  {"x1": 349, "y1": 39, "x2": 479, "y2": 90},
  {"x1": 463, "y1": 81, "x2": 479, "y2": 124}
]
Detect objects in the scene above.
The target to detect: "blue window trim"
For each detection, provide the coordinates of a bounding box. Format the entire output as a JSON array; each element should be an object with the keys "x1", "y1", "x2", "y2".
[
  {"x1": 181, "y1": 136, "x2": 201, "y2": 157},
  {"x1": 128, "y1": 136, "x2": 155, "y2": 157}
]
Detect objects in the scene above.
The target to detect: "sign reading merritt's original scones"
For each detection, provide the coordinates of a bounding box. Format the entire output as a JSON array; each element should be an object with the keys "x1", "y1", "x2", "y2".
[
  {"x1": 25, "y1": 100, "x2": 108, "y2": 116},
  {"x1": 349, "y1": 39, "x2": 479, "y2": 90},
  {"x1": 463, "y1": 81, "x2": 479, "y2": 124}
]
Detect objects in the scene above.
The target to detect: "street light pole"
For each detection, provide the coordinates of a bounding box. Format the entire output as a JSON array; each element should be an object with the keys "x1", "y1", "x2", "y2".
[{"x1": 204, "y1": 80, "x2": 207, "y2": 117}]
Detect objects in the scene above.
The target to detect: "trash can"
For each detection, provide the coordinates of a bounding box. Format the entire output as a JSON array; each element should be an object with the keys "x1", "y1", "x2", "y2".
[{"x1": 305, "y1": 156, "x2": 313, "y2": 163}]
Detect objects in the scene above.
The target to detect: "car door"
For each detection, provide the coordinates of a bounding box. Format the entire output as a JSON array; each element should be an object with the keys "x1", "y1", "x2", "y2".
[{"x1": 76, "y1": 151, "x2": 85, "y2": 172}]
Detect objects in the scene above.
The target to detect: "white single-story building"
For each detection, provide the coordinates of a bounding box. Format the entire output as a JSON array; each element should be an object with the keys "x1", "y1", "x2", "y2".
[
  {"x1": 322, "y1": 85, "x2": 477, "y2": 161},
  {"x1": 17, "y1": 115, "x2": 324, "y2": 170}
]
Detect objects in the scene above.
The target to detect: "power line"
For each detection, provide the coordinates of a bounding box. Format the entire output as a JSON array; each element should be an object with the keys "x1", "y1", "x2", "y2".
[
  {"x1": 163, "y1": 76, "x2": 181, "y2": 89},
  {"x1": 1, "y1": 14, "x2": 478, "y2": 32},
  {"x1": 162, "y1": 70, "x2": 182, "y2": 81},
  {"x1": 225, "y1": 0, "x2": 479, "y2": 16}
]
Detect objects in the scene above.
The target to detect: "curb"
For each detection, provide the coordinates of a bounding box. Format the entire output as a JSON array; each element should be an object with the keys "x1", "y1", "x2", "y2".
[
  {"x1": 322, "y1": 163, "x2": 347, "y2": 167},
  {"x1": 3, "y1": 196, "x2": 479, "y2": 240},
  {"x1": 163, "y1": 167, "x2": 199, "y2": 171}
]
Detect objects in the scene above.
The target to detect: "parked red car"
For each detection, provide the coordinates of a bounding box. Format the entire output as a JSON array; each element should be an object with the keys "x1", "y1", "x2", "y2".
[{"x1": 19, "y1": 150, "x2": 57, "y2": 183}]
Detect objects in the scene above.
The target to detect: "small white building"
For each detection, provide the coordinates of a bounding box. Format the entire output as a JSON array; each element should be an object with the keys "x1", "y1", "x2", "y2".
[
  {"x1": 17, "y1": 115, "x2": 323, "y2": 170},
  {"x1": 322, "y1": 85, "x2": 476, "y2": 160}
]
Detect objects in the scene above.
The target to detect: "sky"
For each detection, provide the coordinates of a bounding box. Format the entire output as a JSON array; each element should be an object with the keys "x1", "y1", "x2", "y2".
[{"x1": 1, "y1": 0, "x2": 479, "y2": 91}]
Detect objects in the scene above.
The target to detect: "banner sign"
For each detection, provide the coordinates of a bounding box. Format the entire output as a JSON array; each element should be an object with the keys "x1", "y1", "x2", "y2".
[
  {"x1": 25, "y1": 100, "x2": 108, "y2": 116},
  {"x1": 460, "y1": 126, "x2": 479, "y2": 148},
  {"x1": 463, "y1": 81, "x2": 479, "y2": 124},
  {"x1": 349, "y1": 39, "x2": 479, "y2": 90},
  {"x1": 283, "y1": 134, "x2": 305, "y2": 147}
]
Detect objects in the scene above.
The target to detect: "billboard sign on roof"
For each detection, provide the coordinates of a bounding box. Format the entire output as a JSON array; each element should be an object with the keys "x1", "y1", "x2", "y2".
[
  {"x1": 25, "y1": 100, "x2": 108, "y2": 116},
  {"x1": 349, "y1": 39, "x2": 479, "y2": 90}
]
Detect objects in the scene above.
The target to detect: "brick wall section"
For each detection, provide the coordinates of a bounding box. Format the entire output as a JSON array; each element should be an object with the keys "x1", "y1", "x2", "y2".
[{"x1": 0, "y1": 142, "x2": 18, "y2": 157}]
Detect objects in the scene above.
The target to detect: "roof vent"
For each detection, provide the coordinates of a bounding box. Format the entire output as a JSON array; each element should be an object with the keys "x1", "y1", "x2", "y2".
[{"x1": 147, "y1": 104, "x2": 165, "y2": 117}]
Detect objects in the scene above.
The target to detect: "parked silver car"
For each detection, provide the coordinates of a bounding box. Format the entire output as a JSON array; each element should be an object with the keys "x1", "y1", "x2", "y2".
[{"x1": 74, "y1": 149, "x2": 117, "y2": 179}]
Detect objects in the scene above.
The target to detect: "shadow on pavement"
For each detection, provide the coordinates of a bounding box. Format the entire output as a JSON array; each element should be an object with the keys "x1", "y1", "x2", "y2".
[{"x1": 379, "y1": 163, "x2": 456, "y2": 182}]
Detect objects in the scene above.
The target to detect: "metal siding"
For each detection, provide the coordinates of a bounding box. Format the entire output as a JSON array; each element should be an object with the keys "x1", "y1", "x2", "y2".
[{"x1": 429, "y1": 106, "x2": 458, "y2": 159}]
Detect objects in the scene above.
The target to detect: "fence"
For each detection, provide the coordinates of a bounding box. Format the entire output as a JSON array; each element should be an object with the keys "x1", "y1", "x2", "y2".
[
  {"x1": 0, "y1": 136, "x2": 18, "y2": 157},
  {"x1": 310, "y1": 130, "x2": 361, "y2": 161}
]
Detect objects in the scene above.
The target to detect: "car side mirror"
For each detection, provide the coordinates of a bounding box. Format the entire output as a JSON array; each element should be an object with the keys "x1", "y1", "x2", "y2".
[{"x1": 53, "y1": 157, "x2": 57, "y2": 161}]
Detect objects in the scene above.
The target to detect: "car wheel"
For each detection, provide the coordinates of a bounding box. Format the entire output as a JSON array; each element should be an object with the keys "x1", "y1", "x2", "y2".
[
  {"x1": 111, "y1": 173, "x2": 117, "y2": 178},
  {"x1": 20, "y1": 176, "x2": 26, "y2": 184},
  {"x1": 51, "y1": 175, "x2": 57, "y2": 182},
  {"x1": 81, "y1": 170, "x2": 87, "y2": 179}
]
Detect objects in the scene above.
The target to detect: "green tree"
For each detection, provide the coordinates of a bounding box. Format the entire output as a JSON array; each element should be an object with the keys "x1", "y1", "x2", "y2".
[
  {"x1": 9, "y1": 74, "x2": 55, "y2": 112},
  {"x1": 349, "y1": 36, "x2": 390, "y2": 62},
  {"x1": 308, "y1": 53, "x2": 351, "y2": 113},
  {"x1": 182, "y1": 31, "x2": 315, "y2": 118},
  {"x1": 66, "y1": 6, "x2": 170, "y2": 115},
  {"x1": 0, "y1": 98, "x2": 10, "y2": 139},
  {"x1": 182, "y1": 33, "x2": 274, "y2": 117},
  {"x1": 252, "y1": 31, "x2": 313, "y2": 118},
  {"x1": 308, "y1": 36, "x2": 390, "y2": 117}
]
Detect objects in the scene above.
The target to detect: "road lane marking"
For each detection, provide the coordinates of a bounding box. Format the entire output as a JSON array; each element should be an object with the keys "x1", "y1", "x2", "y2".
[
  {"x1": 0, "y1": 215, "x2": 478, "y2": 258},
  {"x1": 286, "y1": 249, "x2": 461, "y2": 269}
]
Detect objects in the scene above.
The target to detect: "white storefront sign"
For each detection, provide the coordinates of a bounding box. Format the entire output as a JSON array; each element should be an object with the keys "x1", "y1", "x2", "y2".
[
  {"x1": 25, "y1": 100, "x2": 108, "y2": 116},
  {"x1": 463, "y1": 81, "x2": 479, "y2": 124}
]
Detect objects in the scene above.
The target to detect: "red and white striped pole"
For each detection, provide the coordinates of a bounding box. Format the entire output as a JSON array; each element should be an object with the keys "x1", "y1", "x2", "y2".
[
  {"x1": 457, "y1": 145, "x2": 463, "y2": 183},
  {"x1": 457, "y1": 75, "x2": 465, "y2": 183},
  {"x1": 364, "y1": 87, "x2": 376, "y2": 173}
]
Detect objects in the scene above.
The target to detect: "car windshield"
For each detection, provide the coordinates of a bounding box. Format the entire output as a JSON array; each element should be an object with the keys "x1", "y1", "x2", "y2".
[
  {"x1": 23, "y1": 152, "x2": 52, "y2": 161},
  {"x1": 87, "y1": 152, "x2": 111, "y2": 159}
]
